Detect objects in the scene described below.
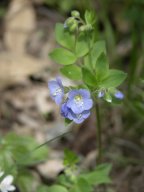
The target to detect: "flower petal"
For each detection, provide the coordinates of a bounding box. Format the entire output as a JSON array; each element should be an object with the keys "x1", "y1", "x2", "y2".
[
  {"x1": 67, "y1": 99, "x2": 84, "y2": 114},
  {"x1": 98, "y1": 91, "x2": 104, "y2": 98},
  {"x1": 83, "y1": 99, "x2": 93, "y2": 110},
  {"x1": 48, "y1": 78, "x2": 64, "y2": 105},
  {"x1": 114, "y1": 91, "x2": 124, "y2": 99},
  {"x1": 7, "y1": 185, "x2": 16, "y2": 191},
  {"x1": 73, "y1": 110, "x2": 90, "y2": 124},
  {"x1": 79, "y1": 89, "x2": 90, "y2": 98},
  {"x1": 1, "y1": 175, "x2": 13, "y2": 185},
  {"x1": 68, "y1": 90, "x2": 79, "y2": 99}
]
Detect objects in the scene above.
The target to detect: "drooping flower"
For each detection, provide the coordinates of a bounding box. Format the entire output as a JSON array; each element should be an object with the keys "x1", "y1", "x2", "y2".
[
  {"x1": 0, "y1": 172, "x2": 15, "y2": 192},
  {"x1": 60, "y1": 102, "x2": 90, "y2": 124},
  {"x1": 98, "y1": 89, "x2": 124, "y2": 102},
  {"x1": 98, "y1": 91, "x2": 105, "y2": 98},
  {"x1": 114, "y1": 91, "x2": 124, "y2": 100},
  {"x1": 67, "y1": 89, "x2": 93, "y2": 114},
  {"x1": 48, "y1": 77, "x2": 64, "y2": 105}
]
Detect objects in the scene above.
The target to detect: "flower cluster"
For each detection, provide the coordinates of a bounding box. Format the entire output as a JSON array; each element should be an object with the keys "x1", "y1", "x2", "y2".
[
  {"x1": 0, "y1": 170, "x2": 15, "y2": 192},
  {"x1": 64, "y1": 10, "x2": 93, "y2": 32},
  {"x1": 48, "y1": 78, "x2": 93, "y2": 124}
]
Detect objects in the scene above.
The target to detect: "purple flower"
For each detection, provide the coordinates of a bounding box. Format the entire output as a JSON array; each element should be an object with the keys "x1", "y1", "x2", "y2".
[
  {"x1": 60, "y1": 102, "x2": 69, "y2": 118},
  {"x1": 67, "y1": 89, "x2": 93, "y2": 114},
  {"x1": 48, "y1": 77, "x2": 64, "y2": 105},
  {"x1": 61, "y1": 102, "x2": 90, "y2": 124},
  {"x1": 114, "y1": 91, "x2": 124, "y2": 100}
]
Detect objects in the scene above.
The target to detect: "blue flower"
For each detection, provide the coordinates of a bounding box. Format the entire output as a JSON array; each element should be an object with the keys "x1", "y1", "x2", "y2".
[
  {"x1": 67, "y1": 89, "x2": 93, "y2": 114},
  {"x1": 114, "y1": 91, "x2": 124, "y2": 100},
  {"x1": 48, "y1": 77, "x2": 64, "y2": 105},
  {"x1": 61, "y1": 102, "x2": 90, "y2": 124}
]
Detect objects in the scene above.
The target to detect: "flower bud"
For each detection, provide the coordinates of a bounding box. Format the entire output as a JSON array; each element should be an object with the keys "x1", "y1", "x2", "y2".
[
  {"x1": 69, "y1": 21, "x2": 78, "y2": 32},
  {"x1": 79, "y1": 24, "x2": 93, "y2": 32},
  {"x1": 79, "y1": 25, "x2": 86, "y2": 32},
  {"x1": 85, "y1": 24, "x2": 93, "y2": 31},
  {"x1": 104, "y1": 93, "x2": 112, "y2": 103},
  {"x1": 71, "y1": 10, "x2": 80, "y2": 18},
  {"x1": 66, "y1": 17, "x2": 75, "y2": 27}
]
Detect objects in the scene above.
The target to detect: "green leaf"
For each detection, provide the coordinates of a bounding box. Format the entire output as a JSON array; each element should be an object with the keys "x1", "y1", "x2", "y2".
[
  {"x1": 64, "y1": 149, "x2": 79, "y2": 167},
  {"x1": 82, "y1": 67, "x2": 96, "y2": 87},
  {"x1": 37, "y1": 185, "x2": 50, "y2": 192},
  {"x1": 75, "y1": 34, "x2": 89, "y2": 57},
  {"x1": 48, "y1": 185, "x2": 68, "y2": 192},
  {"x1": 95, "y1": 52, "x2": 109, "y2": 81},
  {"x1": 0, "y1": 149, "x2": 17, "y2": 176},
  {"x1": 84, "y1": 40, "x2": 106, "y2": 69},
  {"x1": 104, "y1": 92, "x2": 112, "y2": 103},
  {"x1": 57, "y1": 174, "x2": 71, "y2": 188},
  {"x1": 60, "y1": 65, "x2": 82, "y2": 80},
  {"x1": 4, "y1": 133, "x2": 48, "y2": 166},
  {"x1": 100, "y1": 69, "x2": 127, "y2": 88},
  {"x1": 65, "y1": 118, "x2": 73, "y2": 126},
  {"x1": 84, "y1": 10, "x2": 97, "y2": 25},
  {"x1": 79, "y1": 163, "x2": 112, "y2": 186},
  {"x1": 70, "y1": 178, "x2": 92, "y2": 192},
  {"x1": 49, "y1": 48, "x2": 77, "y2": 65},
  {"x1": 16, "y1": 170, "x2": 35, "y2": 192},
  {"x1": 92, "y1": 41, "x2": 106, "y2": 65},
  {"x1": 55, "y1": 23, "x2": 75, "y2": 50}
]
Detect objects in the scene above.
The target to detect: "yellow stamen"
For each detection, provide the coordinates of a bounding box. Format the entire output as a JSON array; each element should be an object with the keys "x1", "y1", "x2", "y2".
[{"x1": 74, "y1": 95, "x2": 82, "y2": 102}]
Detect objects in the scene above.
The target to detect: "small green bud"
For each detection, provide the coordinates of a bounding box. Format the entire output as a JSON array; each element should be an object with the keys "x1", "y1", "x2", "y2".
[
  {"x1": 66, "y1": 17, "x2": 75, "y2": 27},
  {"x1": 69, "y1": 21, "x2": 78, "y2": 32},
  {"x1": 71, "y1": 10, "x2": 80, "y2": 18},
  {"x1": 79, "y1": 25, "x2": 86, "y2": 32},
  {"x1": 104, "y1": 92, "x2": 112, "y2": 103},
  {"x1": 85, "y1": 24, "x2": 93, "y2": 31},
  {"x1": 79, "y1": 24, "x2": 93, "y2": 32}
]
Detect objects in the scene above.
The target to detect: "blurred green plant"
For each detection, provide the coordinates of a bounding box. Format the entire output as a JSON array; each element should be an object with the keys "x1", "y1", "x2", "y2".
[
  {"x1": 37, "y1": 149, "x2": 112, "y2": 192},
  {"x1": 44, "y1": 0, "x2": 92, "y2": 13},
  {"x1": 0, "y1": 133, "x2": 48, "y2": 192},
  {"x1": 0, "y1": 7, "x2": 6, "y2": 18}
]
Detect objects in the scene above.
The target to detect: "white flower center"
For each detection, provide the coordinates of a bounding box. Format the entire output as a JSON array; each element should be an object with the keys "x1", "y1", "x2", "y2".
[
  {"x1": 74, "y1": 95, "x2": 83, "y2": 106},
  {"x1": 53, "y1": 88, "x2": 62, "y2": 96}
]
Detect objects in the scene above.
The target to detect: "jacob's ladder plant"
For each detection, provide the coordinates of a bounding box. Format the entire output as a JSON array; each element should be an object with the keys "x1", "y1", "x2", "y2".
[
  {"x1": 47, "y1": 10, "x2": 127, "y2": 191},
  {"x1": 48, "y1": 10, "x2": 127, "y2": 163}
]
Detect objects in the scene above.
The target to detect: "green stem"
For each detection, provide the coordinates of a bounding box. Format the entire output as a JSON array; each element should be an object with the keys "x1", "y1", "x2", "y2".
[
  {"x1": 87, "y1": 31, "x2": 102, "y2": 163},
  {"x1": 86, "y1": 32, "x2": 93, "y2": 71},
  {"x1": 95, "y1": 103, "x2": 102, "y2": 164}
]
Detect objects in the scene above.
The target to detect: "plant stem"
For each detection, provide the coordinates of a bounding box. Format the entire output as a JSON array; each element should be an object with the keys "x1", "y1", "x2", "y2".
[{"x1": 95, "y1": 103, "x2": 102, "y2": 164}]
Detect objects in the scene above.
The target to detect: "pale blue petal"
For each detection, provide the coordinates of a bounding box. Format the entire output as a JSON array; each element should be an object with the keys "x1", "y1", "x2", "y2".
[
  {"x1": 68, "y1": 90, "x2": 79, "y2": 99},
  {"x1": 83, "y1": 99, "x2": 93, "y2": 110},
  {"x1": 98, "y1": 91, "x2": 104, "y2": 98},
  {"x1": 114, "y1": 91, "x2": 124, "y2": 99},
  {"x1": 67, "y1": 99, "x2": 84, "y2": 114},
  {"x1": 79, "y1": 89, "x2": 90, "y2": 98}
]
